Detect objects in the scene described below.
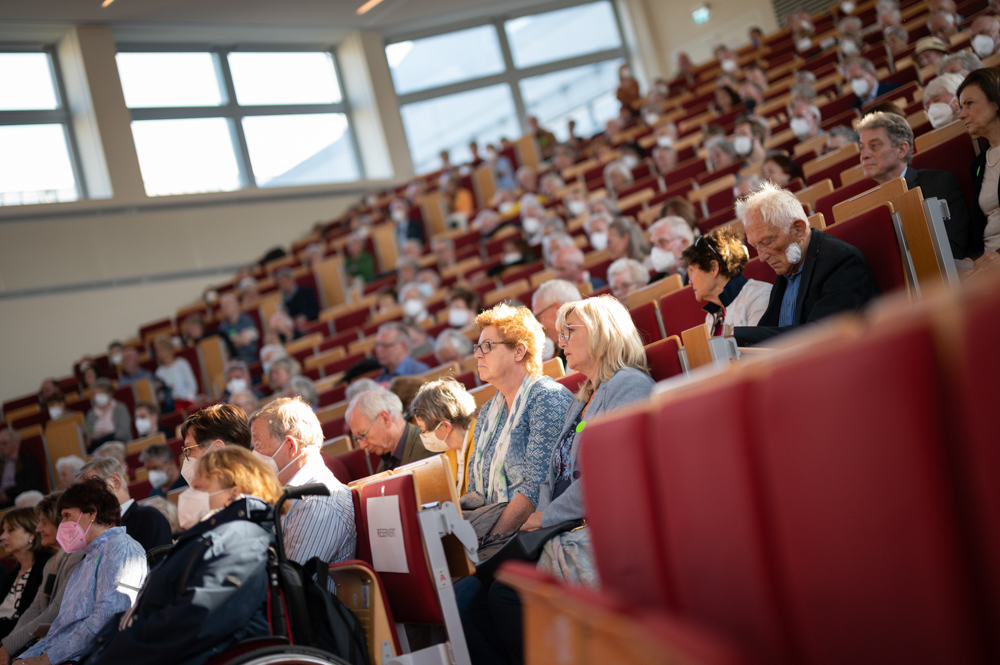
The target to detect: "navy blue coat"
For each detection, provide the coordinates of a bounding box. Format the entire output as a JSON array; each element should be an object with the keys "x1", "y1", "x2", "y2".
[{"x1": 84, "y1": 497, "x2": 274, "y2": 665}]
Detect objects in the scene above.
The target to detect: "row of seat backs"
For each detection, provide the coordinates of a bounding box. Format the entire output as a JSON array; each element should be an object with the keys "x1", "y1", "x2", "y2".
[{"x1": 578, "y1": 278, "x2": 1000, "y2": 665}]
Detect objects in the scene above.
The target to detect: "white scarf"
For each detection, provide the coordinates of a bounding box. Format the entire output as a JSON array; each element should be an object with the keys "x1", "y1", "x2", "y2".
[{"x1": 472, "y1": 374, "x2": 541, "y2": 503}]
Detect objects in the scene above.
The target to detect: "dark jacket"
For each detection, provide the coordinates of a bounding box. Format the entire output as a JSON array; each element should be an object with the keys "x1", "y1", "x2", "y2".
[
  {"x1": 904, "y1": 167, "x2": 973, "y2": 260},
  {"x1": 733, "y1": 230, "x2": 879, "y2": 347},
  {"x1": 0, "y1": 550, "x2": 52, "y2": 638},
  {"x1": 852, "y1": 80, "x2": 902, "y2": 111},
  {"x1": 377, "y1": 423, "x2": 435, "y2": 473},
  {"x1": 121, "y1": 501, "x2": 173, "y2": 552},
  {"x1": 83, "y1": 497, "x2": 273, "y2": 665},
  {"x1": 0, "y1": 453, "x2": 45, "y2": 508},
  {"x1": 966, "y1": 149, "x2": 994, "y2": 260},
  {"x1": 283, "y1": 285, "x2": 320, "y2": 322}
]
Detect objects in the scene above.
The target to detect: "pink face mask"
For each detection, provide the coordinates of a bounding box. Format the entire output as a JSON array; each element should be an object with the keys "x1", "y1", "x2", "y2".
[{"x1": 57, "y1": 513, "x2": 93, "y2": 553}]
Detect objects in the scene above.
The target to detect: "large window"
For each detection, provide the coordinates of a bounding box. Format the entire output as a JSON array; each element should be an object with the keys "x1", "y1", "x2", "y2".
[
  {"x1": 117, "y1": 49, "x2": 362, "y2": 197},
  {"x1": 0, "y1": 52, "x2": 83, "y2": 206},
  {"x1": 387, "y1": 1, "x2": 627, "y2": 175}
]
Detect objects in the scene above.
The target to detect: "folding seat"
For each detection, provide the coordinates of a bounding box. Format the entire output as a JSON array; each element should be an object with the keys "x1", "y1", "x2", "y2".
[
  {"x1": 579, "y1": 407, "x2": 673, "y2": 609},
  {"x1": 813, "y1": 177, "x2": 879, "y2": 222},
  {"x1": 698, "y1": 207, "x2": 737, "y2": 234},
  {"x1": 824, "y1": 204, "x2": 907, "y2": 293},
  {"x1": 318, "y1": 384, "x2": 347, "y2": 408},
  {"x1": 499, "y1": 260, "x2": 545, "y2": 285},
  {"x1": 11, "y1": 411, "x2": 46, "y2": 430},
  {"x1": 817, "y1": 96, "x2": 857, "y2": 121},
  {"x1": 644, "y1": 336, "x2": 684, "y2": 382},
  {"x1": 664, "y1": 157, "x2": 708, "y2": 188},
  {"x1": 320, "y1": 328, "x2": 359, "y2": 351},
  {"x1": 630, "y1": 300, "x2": 664, "y2": 345},
  {"x1": 911, "y1": 133, "x2": 977, "y2": 208},
  {"x1": 129, "y1": 479, "x2": 152, "y2": 501},
  {"x1": 659, "y1": 287, "x2": 707, "y2": 339},
  {"x1": 742, "y1": 258, "x2": 777, "y2": 285},
  {"x1": 159, "y1": 410, "x2": 185, "y2": 436},
  {"x1": 333, "y1": 307, "x2": 370, "y2": 334},
  {"x1": 754, "y1": 321, "x2": 987, "y2": 665},
  {"x1": 697, "y1": 161, "x2": 743, "y2": 186},
  {"x1": 555, "y1": 371, "x2": 587, "y2": 393},
  {"x1": 3, "y1": 393, "x2": 39, "y2": 415},
  {"x1": 705, "y1": 187, "x2": 734, "y2": 215},
  {"x1": 139, "y1": 317, "x2": 174, "y2": 341},
  {"x1": 618, "y1": 174, "x2": 661, "y2": 199},
  {"x1": 805, "y1": 154, "x2": 862, "y2": 188},
  {"x1": 363, "y1": 274, "x2": 396, "y2": 295},
  {"x1": 452, "y1": 371, "x2": 477, "y2": 391},
  {"x1": 322, "y1": 352, "x2": 368, "y2": 377},
  {"x1": 649, "y1": 378, "x2": 796, "y2": 665}
]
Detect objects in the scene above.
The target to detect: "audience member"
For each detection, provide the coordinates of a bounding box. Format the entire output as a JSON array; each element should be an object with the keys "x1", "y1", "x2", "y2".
[
  {"x1": 958, "y1": 69, "x2": 1000, "y2": 269},
  {"x1": 733, "y1": 183, "x2": 879, "y2": 346},
  {"x1": 347, "y1": 388, "x2": 433, "y2": 472},
  {"x1": 825, "y1": 125, "x2": 860, "y2": 153},
  {"x1": 707, "y1": 138, "x2": 739, "y2": 172},
  {"x1": 0, "y1": 508, "x2": 53, "y2": 640},
  {"x1": 762, "y1": 154, "x2": 804, "y2": 187},
  {"x1": 681, "y1": 226, "x2": 772, "y2": 333},
  {"x1": 466, "y1": 304, "x2": 574, "y2": 536},
  {"x1": 84, "y1": 448, "x2": 282, "y2": 664},
  {"x1": 607, "y1": 258, "x2": 650, "y2": 302},
  {"x1": 0, "y1": 492, "x2": 84, "y2": 663},
  {"x1": 80, "y1": 365, "x2": 100, "y2": 394},
  {"x1": 267, "y1": 356, "x2": 301, "y2": 393},
  {"x1": 153, "y1": 337, "x2": 198, "y2": 409},
  {"x1": 442, "y1": 174, "x2": 474, "y2": 215},
  {"x1": 615, "y1": 63, "x2": 641, "y2": 110},
  {"x1": 602, "y1": 161, "x2": 633, "y2": 193},
  {"x1": 139, "y1": 443, "x2": 188, "y2": 499},
  {"x1": 345, "y1": 378, "x2": 380, "y2": 403},
  {"x1": 390, "y1": 198, "x2": 426, "y2": 247},
  {"x1": 37, "y1": 380, "x2": 58, "y2": 410},
  {"x1": 0, "y1": 428, "x2": 45, "y2": 510},
  {"x1": 914, "y1": 36, "x2": 951, "y2": 70},
  {"x1": 77, "y1": 458, "x2": 171, "y2": 552},
  {"x1": 732, "y1": 115, "x2": 767, "y2": 165},
  {"x1": 971, "y1": 15, "x2": 1000, "y2": 58},
  {"x1": 884, "y1": 26, "x2": 908, "y2": 53},
  {"x1": 249, "y1": 398, "x2": 355, "y2": 565},
  {"x1": 410, "y1": 378, "x2": 478, "y2": 495},
  {"x1": 276, "y1": 268, "x2": 319, "y2": 325},
  {"x1": 790, "y1": 101, "x2": 823, "y2": 140},
  {"x1": 221, "y1": 360, "x2": 258, "y2": 402},
  {"x1": 374, "y1": 322, "x2": 431, "y2": 383},
  {"x1": 435, "y1": 329, "x2": 474, "y2": 364},
  {"x1": 116, "y1": 347, "x2": 152, "y2": 387},
  {"x1": 651, "y1": 145, "x2": 678, "y2": 175},
  {"x1": 430, "y1": 237, "x2": 457, "y2": 271},
  {"x1": 216, "y1": 294, "x2": 259, "y2": 365},
  {"x1": 846, "y1": 57, "x2": 900, "y2": 110},
  {"x1": 857, "y1": 111, "x2": 971, "y2": 259},
  {"x1": 531, "y1": 280, "x2": 581, "y2": 362},
  {"x1": 923, "y1": 73, "x2": 962, "y2": 128},
  {"x1": 658, "y1": 197, "x2": 699, "y2": 234},
  {"x1": 283, "y1": 375, "x2": 319, "y2": 409},
  {"x1": 16, "y1": 478, "x2": 147, "y2": 665},
  {"x1": 344, "y1": 233, "x2": 375, "y2": 284},
  {"x1": 55, "y1": 456, "x2": 85, "y2": 491},
  {"x1": 395, "y1": 258, "x2": 420, "y2": 287},
  {"x1": 938, "y1": 51, "x2": 982, "y2": 77},
  {"x1": 13, "y1": 492, "x2": 43, "y2": 509},
  {"x1": 229, "y1": 390, "x2": 259, "y2": 417},
  {"x1": 180, "y1": 314, "x2": 207, "y2": 348},
  {"x1": 649, "y1": 216, "x2": 695, "y2": 281},
  {"x1": 93, "y1": 442, "x2": 128, "y2": 479},
  {"x1": 553, "y1": 246, "x2": 605, "y2": 291},
  {"x1": 607, "y1": 217, "x2": 650, "y2": 263},
  {"x1": 133, "y1": 401, "x2": 167, "y2": 439},
  {"x1": 85, "y1": 379, "x2": 131, "y2": 451}
]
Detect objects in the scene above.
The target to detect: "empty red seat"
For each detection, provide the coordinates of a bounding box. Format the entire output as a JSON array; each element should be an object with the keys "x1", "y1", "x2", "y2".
[
  {"x1": 754, "y1": 322, "x2": 986, "y2": 665},
  {"x1": 555, "y1": 371, "x2": 587, "y2": 394},
  {"x1": 824, "y1": 204, "x2": 906, "y2": 294},
  {"x1": 334, "y1": 308, "x2": 369, "y2": 334},
  {"x1": 812, "y1": 177, "x2": 879, "y2": 222},
  {"x1": 321, "y1": 416, "x2": 346, "y2": 440},
  {"x1": 742, "y1": 258, "x2": 776, "y2": 285},
  {"x1": 912, "y1": 132, "x2": 977, "y2": 209},
  {"x1": 644, "y1": 336, "x2": 684, "y2": 382},
  {"x1": 659, "y1": 287, "x2": 706, "y2": 339},
  {"x1": 629, "y1": 301, "x2": 663, "y2": 345}
]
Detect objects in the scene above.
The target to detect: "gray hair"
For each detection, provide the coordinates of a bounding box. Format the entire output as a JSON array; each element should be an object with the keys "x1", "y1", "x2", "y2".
[
  {"x1": 856, "y1": 111, "x2": 914, "y2": 164},
  {"x1": 794, "y1": 70, "x2": 817, "y2": 84},
  {"x1": 609, "y1": 217, "x2": 652, "y2": 260},
  {"x1": 430, "y1": 237, "x2": 454, "y2": 251},
  {"x1": 541, "y1": 217, "x2": 567, "y2": 235},
  {"x1": 230, "y1": 390, "x2": 259, "y2": 415},
  {"x1": 589, "y1": 197, "x2": 620, "y2": 216},
  {"x1": 736, "y1": 181, "x2": 807, "y2": 233},
  {"x1": 346, "y1": 378, "x2": 381, "y2": 402},
  {"x1": 138, "y1": 443, "x2": 174, "y2": 466},
  {"x1": 938, "y1": 51, "x2": 983, "y2": 75},
  {"x1": 532, "y1": 279, "x2": 582, "y2": 311},
  {"x1": 225, "y1": 359, "x2": 250, "y2": 377},
  {"x1": 395, "y1": 257, "x2": 419, "y2": 272},
  {"x1": 94, "y1": 441, "x2": 127, "y2": 465},
  {"x1": 0, "y1": 427, "x2": 20, "y2": 445},
  {"x1": 55, "y1": 455, "x2": 86, "y2": 476},
  {"x1": 78, "y1": 456, "x2": 126, "y2": 483},
  {"x1": 249, "y1": 396, "x2": 324, "y2": 448},
  {"x1": 924, "y1": 73, "x2": 964, "y2": 106},
  {"x1": 885, "y1": 26, "x2": 907, "y2": 41},
  {"x1": 583, "y1": 212, "x2": 612, "y2": 234},
  {"x1": 796, "y1": 103, "x2": 822, "y2": 122},
  {"x1": 649, "y1": 216, "x2": 695, "y2": 244},
  {"x1": 708, "y1": 138, "x2": 737, "y2": 161},
  {"x1": 14, "y1": 491, "x2": 44, "y2": 508},
  {"x1": 607, "y1": 258, "x2": 650, "y2": 287},
  {"x1": 790, "y1": 84, "x2": 818, "y2": 103},
  {"x1": 416, "y1": 269, "x2": 442, "y2": 289},
  {"x1": 603, "y1": 160, "x2": 634, "y2": 191},
  {"x1": 828, "y1": 125, "x2": 860, "y2": 143},
  {"x1": 435, "y1": 329, "x2": 473, "y2": 359},
  {"x1": 846, "y1": 57, "x2": 876, "y2": 75},
  {"x1": 268, "y1": 356, "x2": 301, "y2": 380},
  {"x1": 346, "y1": 387, "x2": 403, "y2": 425},
  {"x1": 840, "y1": 16, "x2": 863, "y2": 32},
  {"x1": 285, "y1": 376, "x2": 319, "y2": 408},
  {"x1": 378, "y1": 321, "x2": 411, "y2": 349}
]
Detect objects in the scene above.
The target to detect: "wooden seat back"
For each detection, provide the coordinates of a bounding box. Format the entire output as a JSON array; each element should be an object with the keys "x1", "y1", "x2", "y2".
[
  {"x1": 831, "y1": 176, "x2": 907, "y2": 224},
  {"x1": 126, "y1": 431, "x2": 167, "y2": 456},
  {"x1": 626, "y1": 273, "x2": 684, "y2": 310},
  {"x1": 803, "y1": 143, "x2": 860, "y2": 179},
  {"x1": 304, "y1": 346, "x2": 347, "y2": 373},
  {"x1": 680, "y1": 324, "x2": 714, "y2": 370},
  {"x1": 795, "y1": 179, "x2": 834, "y2": 211}
]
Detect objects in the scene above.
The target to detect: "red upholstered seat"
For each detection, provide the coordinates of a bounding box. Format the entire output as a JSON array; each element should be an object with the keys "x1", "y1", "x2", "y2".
[
  {"x1": 11, "y1": 411, "x2": 46, "y2": 430},
  {"x1": 659, "y1": 287, "x2": 706, "y2": 338},
  {"x1": 824, "y1": 205, "x2": 906, "y2": 294},
  {"x1": 500, "y1": 260, "x2": 545, "y2": 285},
  {"x1": 453, "y1": 371, "x2": 477, "y2": 390},
  {"x1": 333, "y1": 308, "x2": 369, "y2": 334},
  {"x1": 322, "y1": 352, "x2": 367, "y2": 377},
  {"x1": 664, "y1": 158, "x2": 708, "y2": 188},
  {"x1": 20, "y1": 435, "x2": 51, "y2": 492},
  {"x1": 805, "y1": 154, "x2": 861, "y2": 187},
  {"x1": 812, "y1": 177, "x2": 879, "y2": 222},
  {"x1": 705, "y1": 187, "x2": 735, "y2": 215},
  {"x1": 697, "y1": 161, "x2": 743, "y2": 186},
  {"x1": 320, "y1": 452, "x2": 351, "y2": 485},
  {"x1": 321, "y1": 416, "x2": 346, "y2": 441},
  {"x1": 335, "y1": 447, "x2": 381, "y2": 482},
  {"x1": 650, "y1": 379, "x2": 795, "y2": 665},
  {"x1": 129, "y1": 479, "x2": 152, "y2": 501},
  {"x1": 629, "y1": 301, "x2": 663, "y2": 345},
  {"x1": 742, "y1": 258, "x2": 776, "y2": 285},
  {"x1": 644, "y1": 336, "x2": 684, "y2": 382},
  {"x1": 173, "y1": 346, "x2": 205, "y2": 394},
  {"x1": 698, "y1": 207, "x2": 737, "y2": 234},
  {"x1": 139, "y1": 317, "x2": 173, "y2": 341},
  {"x1": 754, "y1": 322, "x2": 985, "y2": 665},
  {"x1": 579, "y1": 409, "x2": 673, "y2": 609},
  {"x1": 358, "y1": 474, "x2": 445, "y2": 624},
  {"x1": 555, "y1": 371, "x2": 587, "y2": 394},
  {"x1": 911, "y1": 132, "x2": 977, "y2": 208}
]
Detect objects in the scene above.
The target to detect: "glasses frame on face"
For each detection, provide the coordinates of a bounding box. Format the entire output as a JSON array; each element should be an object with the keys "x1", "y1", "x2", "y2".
[
  {"x1": 353, "y1": 416, "x2": 379, "y2": 444},
  {"x1": 181, "y1": 444, "x2": 201, "y2": 461},
  {"x1": 532, "y1": 303, "x2": 554, "y2": 321},
  {"x1": 558, "y1": 324, "x2": 586, "y2": 344},
  {"x1": 473, "y1": 339, "x2": 516, "y2": 356}
]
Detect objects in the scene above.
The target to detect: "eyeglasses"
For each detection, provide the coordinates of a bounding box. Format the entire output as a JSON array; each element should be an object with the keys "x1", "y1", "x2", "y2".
[
  {"x1": 472, "y1": 339, "x2": 516, "y2": 356},
  {"x1": 353, "y1": 417, "x2": 379, "y2": 443},
  {"x1": 558, "y1": 324, "x2": 586, "y2": 344},
  {"x1": 532, "y1": 303, "x2": 554, "y2": 321},
  {"x1": 181, "y1": 444, "x2": 200, "y2": 462},
  {"x1": 373, "y1": 340, "x2": 402, "y2": 349},
  {"x1": 612, "y1": 282, "x2": 639, "y2": 297}
]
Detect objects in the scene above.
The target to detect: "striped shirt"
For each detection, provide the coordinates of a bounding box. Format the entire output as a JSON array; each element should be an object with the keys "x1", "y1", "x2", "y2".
[
  {"x1": 21, "y1": 527, "x2": 147, "y2": 664},
  {"x1": 281, "y1": 453, "x2": 356, "y2": 566}
]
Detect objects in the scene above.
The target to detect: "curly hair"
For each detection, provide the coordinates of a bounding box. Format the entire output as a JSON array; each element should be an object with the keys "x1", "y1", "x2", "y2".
[
  {"x1": 475, "y1": 303, "x2": 545, "y2": 377},
  {"x1": 680, "y1": 224, "x2": 750, "y2": 278}
]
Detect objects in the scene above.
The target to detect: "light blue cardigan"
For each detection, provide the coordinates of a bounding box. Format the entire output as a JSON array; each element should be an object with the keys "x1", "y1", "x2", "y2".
[{"x1": 536, "y1": 366, "x2": 655, "y2": 526}]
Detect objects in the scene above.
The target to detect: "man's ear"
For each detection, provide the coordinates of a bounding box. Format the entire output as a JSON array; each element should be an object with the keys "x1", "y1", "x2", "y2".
[{"x1": 792, "y1": 218, "x2": 810, "y2": 238}]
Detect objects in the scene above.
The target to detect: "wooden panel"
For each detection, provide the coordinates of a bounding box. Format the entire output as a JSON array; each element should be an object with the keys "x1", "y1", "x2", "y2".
[
  {"x1": 808, "y1": 212, "x2": 827, "y2": 230},
  {"x1": 348, "y1": 336, "x2": 378, "y2": 357},
  {"x1": 892, "y1": 187, "x2": 946, "y2": 289},
  {"x1": 687, "y1": 175, "x2": 736, "y2": 204},
  {"x1": 197, "y1": 335, "x2": 228, "y2": 399},
  {"x1": 133, "y1": 377, "x2": 154, "y2": 406},
  {"x1": 562, "y1": 158, "x2": 599, "y2": 182},
  {"x1": 840, "y1": 163, "x2": 867, "y2": 187},
  {"x1": 626, "y1": 273, "x2": 684, "y2": 310},
  {"x1": 5, "y1": 403, "x2": 39, "y2": 422},
  {"x1": 616, "y1": 187, "x2": 656, "y2": 212},
  {"x1": 44, "y1": 412, "x2": 86, "y2": 465},
  {"x1": 803, "y1": 143, "x2": 860, "y2": 178},
  {"x1": 416, "y1": 190, "x2": 449, "y2": 237},
  {"x1": 914, "y1": 120, "x2": 969, "y2": 153},
  {"x1": 484, "y1": 279, "x2": 530, "y2": 307},
  {"x1": 442, "y1": 257, "x2": 482, "y2": 280},
  {"x1": 831, "y1": 176, "x2": 907, "y2": 224},
  {"x1": 794, "y1": 133, "x2": 829, "y2": 157},
  {"x1": 680, "y1": 324, "x2": 714, "y2": 370},
  {"x1": 583, "y1": 249, "x2": 611, "y2": 268},
  {"x1": 320, "y1": 295, "x2": 377, "y2": 323},
  {"x1": 473, "y1": 164, "x2": 496, "y2": 209},
  {"x1": 285, "y1": 332, "x2": 323, "y2": 357},
  {"x1": 314, "y1": 254, "x2": 348, "y2": 310},
  {"x1": 126, "y1": 432, "x2": 167, "y2": 456},
  {"x1": 322, "y1": 435, "x2": 353, "y2": 457},
  {"x1": 419, "y1": 361, "x2": 462, "y2": 382},
  {"x1": 514, "y1": 134, "x2": 541, "y2": 171},
  {"x1": 795, "y1": 178, "x2": 834, "y2": 210},
  {"x1": 304, "y1": 346, "x2": 347, "y2": 373},
  {"x1": 469, "y1": 383, "x2": 498, "y2": 409},
  {"x1": 330, "y1": 565, "x2": 398, "y2": 665},
  {"x1": 317, "y1": 401, "x2": 349, "y2": 423},
  {"x1": 529, "y1": 269, "x2": 556, "y2": 288},
  {"x1": 542, "y1": 356, "x2": 566, "y2": 379},
  {"x1": 370, "y1": 222, "x2": 399, "y2": 275}
]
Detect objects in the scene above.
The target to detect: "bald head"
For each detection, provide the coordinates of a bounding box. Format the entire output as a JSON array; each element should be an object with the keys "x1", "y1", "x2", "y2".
[{"x1": 552, "y1": 246, "x2": 586, "y2": 285}]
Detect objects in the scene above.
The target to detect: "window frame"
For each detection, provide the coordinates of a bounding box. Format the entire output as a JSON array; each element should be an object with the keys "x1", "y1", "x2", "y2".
[
  {"x1": 116, "y1": 43, "x2": 365, "y2": 191},
  {"x1": 0, "y1": 46, "x2": 89, "y2": 202},
  {"x1": 385, "y1": 0, "x2": 631, "y2": 170}
]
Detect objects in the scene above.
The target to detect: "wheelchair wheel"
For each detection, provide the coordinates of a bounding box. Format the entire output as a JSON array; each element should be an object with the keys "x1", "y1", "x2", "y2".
[{"x1": 220, "y1": 645, "x2": 352, "y2": 665}]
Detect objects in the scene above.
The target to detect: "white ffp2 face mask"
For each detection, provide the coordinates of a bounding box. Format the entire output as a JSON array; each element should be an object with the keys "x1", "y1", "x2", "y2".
[
  {"x1": 926, "y1": 102, "x2": 955, "y2": 128},
  {"x1": 178, "y1": 487, "x2": 231, "y2": 530},
  {"x1": 148, "y1": 469, "x2": 169, "y2": 489},
  {"x1": 180, "y1": 456, "x2": 200, "y2": 485},
  {"x1": 733, "y1": 135, "x2": 753, "y2": 156},
  {"x1": 850, "y1": 77, "x2": 871, "y2": 98},
  {"x1": 542, "y1": 336, "x2": 556, "y2": 361},
  {"x1": 790, "y1": 117, "x2": 813, "y2": 139},
  {"x1": 650, "y1": 246, "x2": 678, "y2": 273},
  {"x1": 589, "y1": 232, "x2": 609, "y2": 251},
  {"x1": 419, "y1": 424, "x2": 450, "y2": 453},
  {"x1": 973, "y1": 34, "x2": 996, "y2": 58}
]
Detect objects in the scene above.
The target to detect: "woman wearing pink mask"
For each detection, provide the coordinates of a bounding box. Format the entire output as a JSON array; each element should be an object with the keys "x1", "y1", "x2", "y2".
[{"x1": 13, "y1": 479, "x2": 146, "y2": 665}]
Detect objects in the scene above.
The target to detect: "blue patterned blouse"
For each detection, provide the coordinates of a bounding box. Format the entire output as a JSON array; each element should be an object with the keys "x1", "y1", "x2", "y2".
[{"x1": 469, "y1": 376, "x2": 574, "y2": 506}]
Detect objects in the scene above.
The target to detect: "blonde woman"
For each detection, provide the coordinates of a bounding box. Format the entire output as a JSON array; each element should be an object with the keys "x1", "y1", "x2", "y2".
[
  {"x1": 409, "y1": 378, "x2": 478, "y2": 495},
  {"x1": 468, "y1": 303, "x2": 574, "y2": 536}
]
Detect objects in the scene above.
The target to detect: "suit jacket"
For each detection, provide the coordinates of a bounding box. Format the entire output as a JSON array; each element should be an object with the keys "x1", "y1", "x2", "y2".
[
  {"x1": 851, "y1": 80, "x2": 902, "y2": 111},
  {"x1": 966, "y1": 149, "x2": 994, "y2": 259},
  {"x1": 122, "y1": 501, "x2": 173, "y2": 552},
  {"x1": 904, "y1": 167, "x2": 972, "y2": 260},
  {"x1": 283, "y1": 285, "x2": 320, "y2": 322},
  {"x1": 0, "y1": 452, "x2": 45, "y2": 507},
  {"x1": 733, "y1": 230, "x2": 879, "y2": 347},
  {"x1": 377, "y1": 423, "x2": 435, "y2": 473}
]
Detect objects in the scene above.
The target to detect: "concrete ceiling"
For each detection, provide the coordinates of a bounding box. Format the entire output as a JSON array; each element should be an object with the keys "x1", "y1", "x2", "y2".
[{"x1": 0, "y1": 0, "x2": 548, "y2": 41}]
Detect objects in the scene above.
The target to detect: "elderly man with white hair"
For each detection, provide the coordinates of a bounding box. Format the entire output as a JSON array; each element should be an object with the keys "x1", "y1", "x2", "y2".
[
  {"x1": 923, "y1": 73, "x2": 963, "y2": 128},
  {"x1": 649, "y1": 216, "x2": 695, "y2": 281},
  {"x1": 346, "y1": 388, "x2": 433, "y2": 473},
  {"x1": 435, "y1": 328, "x2": 474, "y2": 364},
  {"x1": 250, "y1": 397, "x2": 356, "y2": 565},
  {"x1": 790, "y1": 101, "x2": 824, "y2": 141},
  {"x1": 531, "y1": 279, "x2": 581, "y2": 360},
  {"x1": 607, "y1": 258, "x2": 650, "y2": 302},
  {"x1": 732, "y1": 182, "x2": 879, "y2": 347},
  {"x1": 553, "y1": 245, "x2": 605, "y2": 291}
]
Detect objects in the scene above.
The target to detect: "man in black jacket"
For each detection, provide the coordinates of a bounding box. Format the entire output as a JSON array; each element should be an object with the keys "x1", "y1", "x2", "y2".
[
  {"x1": 78, "y1": 457, "x2": 173, "y2": 550},
  {"x1": 0, "y1": 427, "x2": 46, "y2": 508},
  {"x1": 847, "y1": 57, "x2": 902, "y2": 111},
  {"x1": 733, "y1": 183, "x2": 879, "y2": 347},
  {"x1": 857, "y1": 111, "x2": 972, "y2": 259},
  {"x1": 276, "y1": 268, "x2": 319, "y2": 324}
]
